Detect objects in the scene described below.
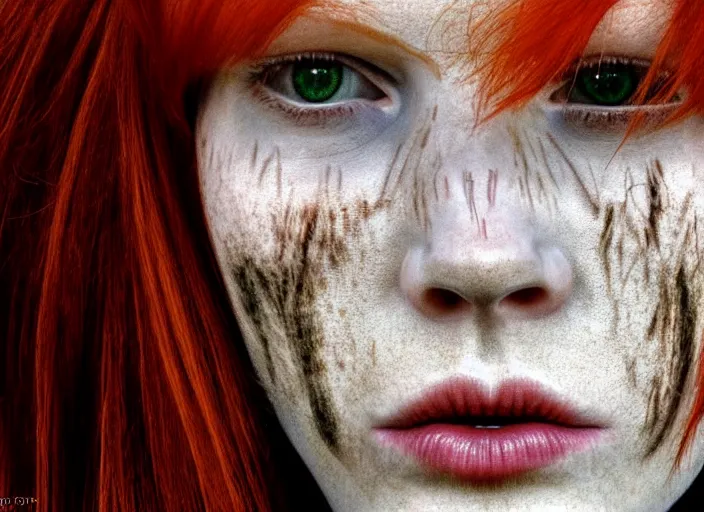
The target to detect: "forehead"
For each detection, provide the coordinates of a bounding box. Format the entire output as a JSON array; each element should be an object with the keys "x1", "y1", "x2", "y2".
[
  {"x1": 320, "y1": 0, "x2": 473, "y2": 50},
  {"x1": 275, "y1": 0, "x2": 671, "y2": 61}
]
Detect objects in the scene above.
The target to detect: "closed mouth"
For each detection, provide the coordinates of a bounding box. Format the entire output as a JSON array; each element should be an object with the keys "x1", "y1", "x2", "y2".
[{"x1": 373, "y1": 377, "x2": 608, "y2": 481}]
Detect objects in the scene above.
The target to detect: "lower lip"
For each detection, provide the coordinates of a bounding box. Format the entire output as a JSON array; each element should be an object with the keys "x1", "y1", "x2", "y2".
[{"x1": 374, "y1": 423, "x2": 605, "y2": 482}]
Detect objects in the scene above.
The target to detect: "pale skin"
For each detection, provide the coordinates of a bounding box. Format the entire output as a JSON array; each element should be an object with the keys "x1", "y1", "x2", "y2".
[{"x1": 196, "y1": 0, "x2": 704, "y2": 510}]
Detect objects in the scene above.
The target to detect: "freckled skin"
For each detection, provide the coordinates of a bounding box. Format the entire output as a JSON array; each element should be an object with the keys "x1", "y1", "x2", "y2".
[{"x1": 196, "y1": 1, "x2": 704, "y2": 510}]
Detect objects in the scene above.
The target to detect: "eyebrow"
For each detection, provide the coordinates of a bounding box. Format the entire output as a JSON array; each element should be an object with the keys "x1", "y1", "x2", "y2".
[{"x1": 306, "y1": 11, "x2": 443, "y2": 79}]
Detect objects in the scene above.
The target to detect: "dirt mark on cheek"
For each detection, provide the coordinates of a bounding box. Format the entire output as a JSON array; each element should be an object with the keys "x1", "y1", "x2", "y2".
[
  {"x1": 598, "y1": 159, "x2": 703, "y2": 458},
  {"x1": 221, "y1": 114, "x2": 441, "y2": 457},
  {"x1": 642, "y1": 266, "x2": 697, "y2": 457},
  {"x1": 227, "y1": 196, "x2": 390, "y2": 456}
]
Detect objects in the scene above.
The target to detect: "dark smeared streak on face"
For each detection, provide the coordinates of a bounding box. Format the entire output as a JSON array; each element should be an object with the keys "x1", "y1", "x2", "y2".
[
  {"x1": 641, "y1": 172, "x2": 698, "y2": 458},
  {"x1": 596, "y1": 157, "x2": 700, "y2": 459},
  {"x1": 645, "y1": 161, "x2": 664, "y2": 251},
  {"x1": 643, "y1": 265, "x2": 696, "y2": 458},
  {"x1": 546, "y1": 132, "x2": 600, "y2": 217},
  {"x1": 380, "y1": 113, "x2": 437, "y2": 234},
  {"x1": 226, "y1": 139, "x2": 401, "y2": 456},
  {"x1": 425, "y1": 122, "x2": 697, "y2": 461},
  {"x1": 228, "y1": 203, "x2": 347, "y2": 454},
  {"x1": 599, "y1": 204, "x2": 615, "y2": 296},
  {"x1": 232, "y1": 264, "x2": 278, "y2": 382},
  {"x1": 508, "y1": 126, "x2": 562, "y2": 215}
]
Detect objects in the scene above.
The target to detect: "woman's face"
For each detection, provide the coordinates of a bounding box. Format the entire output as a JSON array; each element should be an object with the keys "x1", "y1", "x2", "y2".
[{"x1": 196, "y1": 0, "x2": 704, "y2": 509}]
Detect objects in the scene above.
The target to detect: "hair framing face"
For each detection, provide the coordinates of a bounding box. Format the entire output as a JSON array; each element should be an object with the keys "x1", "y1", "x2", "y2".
[{"x1": 1, "y1": 0, "x2": 704, "y2": 511}]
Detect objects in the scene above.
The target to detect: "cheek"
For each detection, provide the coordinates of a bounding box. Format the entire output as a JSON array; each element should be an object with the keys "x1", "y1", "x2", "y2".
[
  {"x1": 201, "y1": 144, "x2": 398, "y2": 457},
  {"x1": 596, "y1": 158, "x2": 704, "y2": 457},
  {"x1": 217, "y1": 200, "x2": 343, "y2": 454}
]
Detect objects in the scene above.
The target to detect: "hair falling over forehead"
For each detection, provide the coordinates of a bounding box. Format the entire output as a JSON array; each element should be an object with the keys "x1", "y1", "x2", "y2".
[
  {"x1": 1, "y1": 0, "x2": 704, "y2": 511},
  {"x1": 471, "y1": 0, "x2": 704, "y2": 133}
]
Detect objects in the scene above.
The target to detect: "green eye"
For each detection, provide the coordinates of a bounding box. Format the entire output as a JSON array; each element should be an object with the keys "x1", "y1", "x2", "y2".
[
  {"x1": 293, "y1": 61, "x2": 344, "y2": 103},
  {"x1": 255, "y1": 54, "x2": 387, "y2": 112},
  {"x1": 572, "y1": 63, "x2": 638, "y2": 106}
]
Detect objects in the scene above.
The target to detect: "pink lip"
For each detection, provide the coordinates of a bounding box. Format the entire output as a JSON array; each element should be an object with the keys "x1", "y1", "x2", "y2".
[{"x1": 373, "y1": 378, "x2": 608, "y2": 482}]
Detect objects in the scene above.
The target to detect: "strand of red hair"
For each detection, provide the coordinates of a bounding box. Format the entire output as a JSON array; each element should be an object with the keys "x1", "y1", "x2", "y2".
[{"x1": 0, "y1": 0, "x2": 317, "y2": 511}]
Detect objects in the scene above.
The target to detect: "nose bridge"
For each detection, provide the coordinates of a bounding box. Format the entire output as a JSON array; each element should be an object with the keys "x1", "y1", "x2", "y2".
[
  {"x1": 400, "y1": 159, "x2": 573, "y2": 320},
  {"x1": 428, "y1": 129, "x2": 523, "y2": 247},
  {"x1": 431, "y1": 115, "x2": 548, "y2": 273},
  {"x1": 434, "y1": 113, "x2": 520, "y2": 222},
  {"x1": 428, "y1": 200, "x2": 541, "y2": 300}
]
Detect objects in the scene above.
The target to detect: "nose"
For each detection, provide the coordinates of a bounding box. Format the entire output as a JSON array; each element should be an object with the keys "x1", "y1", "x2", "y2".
[{"x1": 400, "y1": 211, "x2": 573, "y2": 321}]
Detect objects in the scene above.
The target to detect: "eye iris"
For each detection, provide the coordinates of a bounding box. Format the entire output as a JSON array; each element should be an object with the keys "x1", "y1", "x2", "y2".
[
  {"x1": 577, "y1": 64, "x2": 637, "y2": 106},
  {"x1": 292, "y1": 61, "x2": 343, "y2": 103}
]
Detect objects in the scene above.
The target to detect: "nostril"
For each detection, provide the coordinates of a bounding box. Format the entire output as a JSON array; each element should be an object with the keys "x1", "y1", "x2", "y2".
[
  {"x1": 500, "y1": 287, "x2": 549, "y2": 308},
  {"x1": 401, "y1": 243, "x2": 573, "y2": 320},
  {"x1": 422, "y1": 288, "x2": 466, "y2": 313}
]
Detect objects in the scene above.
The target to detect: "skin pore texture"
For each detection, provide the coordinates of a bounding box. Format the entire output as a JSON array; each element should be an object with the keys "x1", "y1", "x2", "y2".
[{"x1": 196, "y1": 0, "x2": 704, "y2": 510}]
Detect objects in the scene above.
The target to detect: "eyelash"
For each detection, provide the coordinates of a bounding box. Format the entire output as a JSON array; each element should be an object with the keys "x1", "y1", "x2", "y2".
[
  {"x1": 247, "y1": 52, "x2": 387, "y2": 126},
  {"x1": 553, "y1": 55, "x2": 682, "y2": 130}
]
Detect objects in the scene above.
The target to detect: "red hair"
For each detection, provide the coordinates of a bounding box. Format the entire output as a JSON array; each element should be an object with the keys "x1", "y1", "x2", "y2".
[
  {"x1": 1, "y1": 1, "x2": 703, "y2": 511},
  {"x1": 0, "y1": 1, "x2": 320, "y2": 511}
]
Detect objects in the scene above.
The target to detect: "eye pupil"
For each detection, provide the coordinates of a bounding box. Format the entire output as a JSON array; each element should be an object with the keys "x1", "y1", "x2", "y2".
[
  {"x1": 577, "y1": 64, "x2": 637, "y2": 106},
  {"x1": 293, "y1": 61, "x2": 343, "y2": 103}
]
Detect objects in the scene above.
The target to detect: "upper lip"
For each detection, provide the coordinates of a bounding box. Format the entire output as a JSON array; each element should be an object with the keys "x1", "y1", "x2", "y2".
[{"x1": 375, "y1": 377, "x2": 605, "y2": 429}]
